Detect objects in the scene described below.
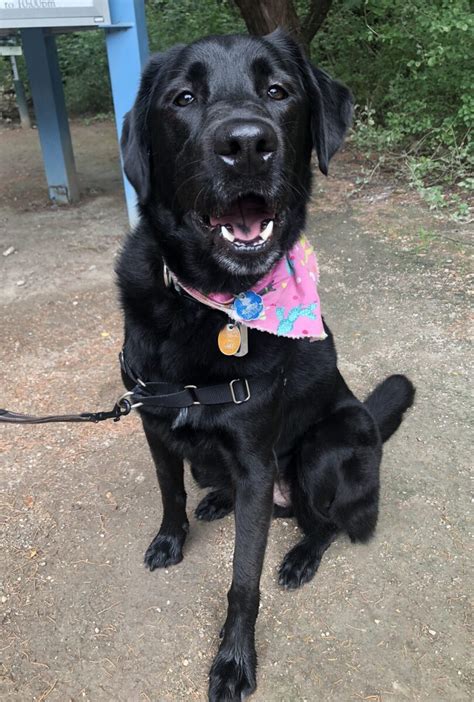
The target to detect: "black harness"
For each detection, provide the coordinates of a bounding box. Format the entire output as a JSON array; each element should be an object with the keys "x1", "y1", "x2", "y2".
[{"x1": 119, "y1": 350, "x2": 279, "y2": 409}]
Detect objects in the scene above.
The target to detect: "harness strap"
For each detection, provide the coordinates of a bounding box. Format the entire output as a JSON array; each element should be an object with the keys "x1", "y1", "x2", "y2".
[{"x1": 120, "y1": 351, "x2": 280, "y2": 409}]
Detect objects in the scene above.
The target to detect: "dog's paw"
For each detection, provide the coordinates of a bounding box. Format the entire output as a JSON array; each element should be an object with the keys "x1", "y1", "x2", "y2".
[
  {"x1": 195, "y1": 490, "x2": 233, "y2": 522},
  {"x1": 278, "y1": 542, "x2": 320, "y2": 590},
  {"x1": 144, "y1": 530, "x2": 187, "y2": 571},
  {"x1": 208, "y1": 642, "x2": 257, "y2": 701}
]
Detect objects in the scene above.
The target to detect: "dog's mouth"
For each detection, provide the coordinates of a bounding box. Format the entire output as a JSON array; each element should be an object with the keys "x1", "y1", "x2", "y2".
[{"x1": 206, "y1": 194, "x2": 276, "y2": 252}]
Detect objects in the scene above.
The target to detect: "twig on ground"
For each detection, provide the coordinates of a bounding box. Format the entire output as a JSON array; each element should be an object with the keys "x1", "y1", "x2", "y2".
[{"x1": 37, "y1": 679, "x2": 57, "y2": 702}]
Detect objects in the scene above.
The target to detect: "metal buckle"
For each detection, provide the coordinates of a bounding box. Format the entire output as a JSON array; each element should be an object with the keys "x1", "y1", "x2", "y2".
[
  {"x1": 229, "y1": 378, "x2": 251, "y2": 404},
  {"x1": 117, "y1": 390, "x2": 143, "y2": 410},
  {"x1": 184, "y1": 385, "x2": 201, "y2": 405}
]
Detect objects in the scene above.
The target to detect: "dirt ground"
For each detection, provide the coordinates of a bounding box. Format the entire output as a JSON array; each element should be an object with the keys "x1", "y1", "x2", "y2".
[{"x1": 0, "y1": 120, "x2": 472, "y2": 702}]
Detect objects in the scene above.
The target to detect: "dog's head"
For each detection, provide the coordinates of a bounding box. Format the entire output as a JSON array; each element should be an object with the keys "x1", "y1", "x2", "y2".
[{"x1": 122, "y1": 30, "x2": 352, "y2": 289}]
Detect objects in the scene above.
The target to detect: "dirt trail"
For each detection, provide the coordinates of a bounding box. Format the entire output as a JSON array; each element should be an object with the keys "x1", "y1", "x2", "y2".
[{"x1": 0, "y1": 120, "x2": 472, "y2": 701}]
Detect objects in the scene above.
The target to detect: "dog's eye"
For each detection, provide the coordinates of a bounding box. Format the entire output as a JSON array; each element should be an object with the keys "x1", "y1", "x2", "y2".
[
  {"x1": 268, "y1": 85, "x2": 288, "y2": 100},
  {"x1": 174, "y1": 91, "x2": 195, "y2": 107}
]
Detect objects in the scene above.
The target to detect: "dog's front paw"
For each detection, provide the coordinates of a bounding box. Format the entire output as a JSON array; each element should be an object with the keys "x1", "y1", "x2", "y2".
[
  {"x1": 195, "y1": 489, "x2": 233, "y2": 522},
  {"x1": 278, "y1": 541, "x2": 320, "y2": 590},
  {"x1": 144, "y1": 527, "x2": 187, "y2": 571},
  {"x1": 208, "y1": 641, "x2": 257, "y2": 701}
]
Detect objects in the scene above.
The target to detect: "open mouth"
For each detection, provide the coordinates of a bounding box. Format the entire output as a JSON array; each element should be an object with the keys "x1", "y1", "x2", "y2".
[{"x1": 208, "y1": 195, "x2": 276, "y2": 252}]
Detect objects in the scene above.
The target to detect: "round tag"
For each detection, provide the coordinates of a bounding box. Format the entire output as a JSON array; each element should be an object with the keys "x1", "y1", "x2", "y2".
[
  {"x1": 233, "y1": 291, "x2": 263, "y2": 321},
  {"x1": 218, "y1": 323, "x2": 241, "y2": 356}
]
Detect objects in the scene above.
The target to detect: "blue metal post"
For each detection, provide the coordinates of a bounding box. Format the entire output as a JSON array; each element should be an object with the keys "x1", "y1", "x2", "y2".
[
  {"x1": 104, "y1": 0, "x2": 149, "y2": 227},
  {"x1": 21, "y1": 28, "x2": 79, "y2": 204}
]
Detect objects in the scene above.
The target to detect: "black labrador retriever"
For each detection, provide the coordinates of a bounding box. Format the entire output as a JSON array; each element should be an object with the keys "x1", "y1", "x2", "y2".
[{"x1": 116, "y1": 29, "x2": 415, "y2": 701}]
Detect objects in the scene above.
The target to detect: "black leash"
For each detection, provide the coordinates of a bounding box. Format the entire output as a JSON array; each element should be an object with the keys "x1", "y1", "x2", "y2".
[
  {"x1": 0, "y1": 351, "x2": 280, "y2": 425},
  {"x1": 0, "y1": 403, "x2": 131, "y2": 425}
]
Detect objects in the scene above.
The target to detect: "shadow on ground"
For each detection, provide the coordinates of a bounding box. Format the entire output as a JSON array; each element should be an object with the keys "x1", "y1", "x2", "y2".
[{"x1": 0, "y1": 120, "x2": 472, "y2": 701}]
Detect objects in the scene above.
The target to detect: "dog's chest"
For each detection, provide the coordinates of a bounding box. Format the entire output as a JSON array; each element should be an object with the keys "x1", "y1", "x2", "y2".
[{"x1": 171, "y1": 408, "x2": 189, "y2": 430}]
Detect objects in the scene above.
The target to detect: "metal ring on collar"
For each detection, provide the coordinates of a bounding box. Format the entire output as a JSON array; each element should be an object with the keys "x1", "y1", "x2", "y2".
[
  {"x1": 184, "y1": 385, "x2": 201, "y2": 405},
  {"x1": 117, "y1": 390, "x2": 143, "y2": 410}
]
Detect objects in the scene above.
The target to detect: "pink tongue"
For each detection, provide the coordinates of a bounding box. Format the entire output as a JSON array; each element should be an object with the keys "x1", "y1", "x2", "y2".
[{"x1": 210, "y1": 204, "x2": 273, "y2": 241}]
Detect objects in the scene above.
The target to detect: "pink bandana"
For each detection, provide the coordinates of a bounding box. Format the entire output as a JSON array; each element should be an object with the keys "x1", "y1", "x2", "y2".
[{"x1": 169, "y1": 236, "x2": 326, "y2": 341}]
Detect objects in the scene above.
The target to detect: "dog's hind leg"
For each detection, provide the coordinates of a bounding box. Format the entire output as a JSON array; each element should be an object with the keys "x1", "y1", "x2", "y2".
[
  {"x1": 195, "y1": 488, "x2": 233, "y2": 521},
  {"x1": 191, "y1": 457, "x2": 234, "y2": 521},
  {"x1": 142, "y1": 418, "x2": 189, "y2": 570},
  {"x1": 279, "y1": 403, "x2": 381, "y2": 590},
  {"x1": 278, "y1": 522, "x2": 338, "y2": 589}
]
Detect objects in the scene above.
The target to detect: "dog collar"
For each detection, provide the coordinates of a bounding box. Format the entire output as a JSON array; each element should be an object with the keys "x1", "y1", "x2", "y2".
[{"x1": 164, "y1": 236, "x2": 326, "y2": 341}]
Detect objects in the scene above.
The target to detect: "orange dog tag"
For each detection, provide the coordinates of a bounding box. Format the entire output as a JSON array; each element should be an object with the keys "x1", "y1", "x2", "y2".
[{"x1": 218, "y1": 323, "x2": 241, "y2": 355}]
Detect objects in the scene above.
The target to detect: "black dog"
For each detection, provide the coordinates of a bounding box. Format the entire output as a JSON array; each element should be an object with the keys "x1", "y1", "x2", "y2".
[{"x1": 116, "y1": 30, "x2": 414, "y2": 701}]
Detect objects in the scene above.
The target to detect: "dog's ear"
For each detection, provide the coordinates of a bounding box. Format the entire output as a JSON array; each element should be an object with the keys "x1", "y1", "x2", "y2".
[
  {"x1": 264, "y1": 29, "x2": 353, "y2": 175},
  {"x1": 305, "y1": 64, "x2": 353, "y2": 175},
  {"x1": 121, "y1": 53, "x2": 164, "y2": 205}
]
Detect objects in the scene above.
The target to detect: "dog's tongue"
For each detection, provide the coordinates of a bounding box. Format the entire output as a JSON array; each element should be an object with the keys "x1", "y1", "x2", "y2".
[{"x1": 210, "y1": 198, "x2": 274, "y2": 241}]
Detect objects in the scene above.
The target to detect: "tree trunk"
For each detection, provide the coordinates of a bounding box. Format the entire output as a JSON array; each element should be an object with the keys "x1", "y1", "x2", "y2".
[
  {"x1": 233, "y1": 0, "x2": 333, "y2": 55},
  {"x1": 301, "y1": 0, "x2": 333, "y2": 46}
]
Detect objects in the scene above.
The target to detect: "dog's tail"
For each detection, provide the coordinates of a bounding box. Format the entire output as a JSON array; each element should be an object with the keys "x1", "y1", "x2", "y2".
[{"x1": 364, "y1": 374, "x2": 415, "y2": 443}]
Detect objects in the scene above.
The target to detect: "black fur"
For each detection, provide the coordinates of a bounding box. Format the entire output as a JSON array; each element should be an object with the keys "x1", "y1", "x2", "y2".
[{"x1": 116, "y1": 30, "x2": 414, "y2": 701}]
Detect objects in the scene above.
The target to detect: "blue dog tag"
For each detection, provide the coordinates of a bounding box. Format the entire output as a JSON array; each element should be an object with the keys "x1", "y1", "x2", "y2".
[{"x1": 233, "y1": 291, "x2": 263, "y2": 321}]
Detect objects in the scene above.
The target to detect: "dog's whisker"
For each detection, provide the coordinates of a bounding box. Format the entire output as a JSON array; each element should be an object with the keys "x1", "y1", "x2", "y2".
[{"x1": 170, "y1": 171, "x2": 208, "y2": 210}]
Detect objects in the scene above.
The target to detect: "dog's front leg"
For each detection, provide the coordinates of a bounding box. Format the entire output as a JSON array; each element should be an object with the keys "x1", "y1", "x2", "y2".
[
  {"x1": 142, "y1": 417, "x2": 189, "y2": 570},
  {"x1": 208, "y1": 455, "x2": 275, "y2": 701}
]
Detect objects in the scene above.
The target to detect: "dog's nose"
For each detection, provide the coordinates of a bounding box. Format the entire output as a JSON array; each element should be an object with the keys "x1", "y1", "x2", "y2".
[{"x1": 214, "y1": 120, "x2": 278, "y2": 174}]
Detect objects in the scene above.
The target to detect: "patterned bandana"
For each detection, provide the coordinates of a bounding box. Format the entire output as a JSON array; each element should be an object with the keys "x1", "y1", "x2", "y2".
[{"x1": 168, "y1": 236, "x2": 326, "y2": 341}]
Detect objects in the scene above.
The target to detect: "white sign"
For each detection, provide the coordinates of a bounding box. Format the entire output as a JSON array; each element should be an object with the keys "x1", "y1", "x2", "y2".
[{"x1": 0, "y1": 0, "x2": 111, "y2": 28}]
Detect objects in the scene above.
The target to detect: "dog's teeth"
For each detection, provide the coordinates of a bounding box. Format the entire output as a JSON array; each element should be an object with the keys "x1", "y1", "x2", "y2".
[
  {"x1": 260, "y1": 220, "x2": 274, "y2": 241},
  {"x1": 220, "y1": 226, "x2": 235, "y2": 242}
]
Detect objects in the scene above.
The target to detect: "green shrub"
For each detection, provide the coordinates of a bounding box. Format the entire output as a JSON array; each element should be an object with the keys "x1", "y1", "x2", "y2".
[
  {"x1": 313, "y1": 0, "x2": 473, "y2": 193},
  {"x1": 57, "y1": 30, "x2": 112, "y2": 115},
  {"x1": 146, "y1": 0, "x2": 243, "y2": 50}
]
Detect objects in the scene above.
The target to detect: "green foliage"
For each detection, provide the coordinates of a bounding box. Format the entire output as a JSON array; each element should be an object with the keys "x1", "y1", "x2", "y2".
[
  {"x1": 412, "y1": 226, "x2": 438, "y2": 253},
  {"x1": 146, "y1": 0, "x2": 244, "y2": 50},
  {"x1": 313, "y1": 0, "x2": 473, "y2": 199},
  {"x1": 56, "y1": 30, "x2": 112, "y2": 114},
  {"x1": 0, "y1": 57, "x2": 14, "y2": 118},
  {"x1": 0, "y1": 58, "x2": 11, "y2": 93}
]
